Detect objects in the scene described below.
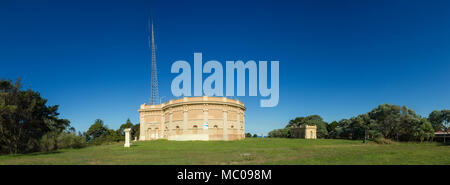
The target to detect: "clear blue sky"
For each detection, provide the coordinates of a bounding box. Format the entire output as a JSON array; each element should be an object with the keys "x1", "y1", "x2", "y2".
[{"x1": 1, "y1": 0, "x2": 449, "y2": 135}]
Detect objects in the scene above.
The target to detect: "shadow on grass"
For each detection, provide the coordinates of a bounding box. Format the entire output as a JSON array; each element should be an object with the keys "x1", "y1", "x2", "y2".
[
  {"x1": 7, "y1": 150, "x2": 63, "y2": 158},
  {"x1": 438, "y1": 142, "x2": 450, "y2": 146}
]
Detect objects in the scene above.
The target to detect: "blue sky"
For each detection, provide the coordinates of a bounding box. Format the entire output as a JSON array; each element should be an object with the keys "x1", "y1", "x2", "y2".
[{"x1": 1, "y1": 0, "x2": 449, "y2": 135}]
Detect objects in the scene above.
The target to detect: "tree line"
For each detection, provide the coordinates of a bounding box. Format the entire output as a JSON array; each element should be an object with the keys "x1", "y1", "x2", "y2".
[
  {"x1": 84, "y1": 118, "x2": 139, "y2": 145},
  {"x1": 0, "y1": 79, "x2": 140, "y2": 154},
  {"x1": 245, "y1": 133, "x2": 260, "y2": 138},
  {"x1": 0, "y1": 79, "x2": 86, "y2": 154},
  {"x1": 2, "y1": 78, "x2": 448, "y2": 154},
  {"x1": 269, "y1": 104, "x2": 449, "y2": 142}
]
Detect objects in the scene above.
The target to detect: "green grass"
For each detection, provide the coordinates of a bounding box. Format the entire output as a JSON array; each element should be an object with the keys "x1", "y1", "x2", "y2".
[{"x1": 0, "y1": 138, "x2": 449, "y2": 165}]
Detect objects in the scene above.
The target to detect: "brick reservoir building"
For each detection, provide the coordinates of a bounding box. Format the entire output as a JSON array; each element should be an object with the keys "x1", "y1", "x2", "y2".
[{"x1": 138, "y1": 96, "x2": 246, "y2": 141}]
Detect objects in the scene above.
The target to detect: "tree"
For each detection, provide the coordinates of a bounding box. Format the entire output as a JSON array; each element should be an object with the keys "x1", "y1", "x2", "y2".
[
  {"x1": 429, "y1": 110, "x2": 450, "y2": 142},
  {"x1": 348, "y1": 114, "x2": 370, "y2": 140},
  {"x1": 330, "y1": 119, "x2": 352, "y2": 139},
  {"x1": 105, "y1": 128, "x2": 122, "y2": 142},
  {"x1": 331, "y1": 104, "x2": 435, "y2": 142},
  {"x1": 414, "y1": 118, "x2": 434, "y2": 142},
  {"x1": 286, "y1": 115, "x2": 329, "y2": 138},
  {"x1": 252, "y1": 134, "x2": 258, "y2": 138},
  {"x1": 429, "y1": 110, "x2": 444, "y2": 131},
  {"x1": 41, "y1": 118, "x2": 71, "y2": 151},
  {"x1": 85, "y1": 119, "x2": 142, "y2": 145},
  {"x1": 429, "y1": 110, "x2": 450, "y2": 128},
  {"x1": 118, "y1": 118, "x2": 133, "y2": 136},
  {"x1": 444, "y1": 111, "x2": 450, "y2": 142},
  {"x1": 268, "y1": 128, "x2": 290, "y2": 138},
  {"x1": 323, "y1": 104, "x2": 436, "y2": 142},
  {"x1": 131, "y1": 123, "x2": 140, "y2": 140},
  {"x1": 327, "y1": 121, "x2": 339, "y2": 133},
  {"x1": 0, "y1": 79, "x2": 70, "y2": 154},
  {"x1": 86, "y1": 119, "x2": 108, "y2": 142},
  {"x1": 245, "y1": 133, "x2": 252, "y2": 138}
]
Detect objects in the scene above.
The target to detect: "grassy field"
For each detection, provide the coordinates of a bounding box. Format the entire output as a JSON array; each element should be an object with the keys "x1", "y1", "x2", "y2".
[{"x1": 0, "y1": 138, "x2": 449, "y2": 165}]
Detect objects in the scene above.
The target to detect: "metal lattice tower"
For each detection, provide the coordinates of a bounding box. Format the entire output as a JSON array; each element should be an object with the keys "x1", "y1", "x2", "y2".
[{"x1": 149, "y1": 21, "x2": 159, "y2": 105}]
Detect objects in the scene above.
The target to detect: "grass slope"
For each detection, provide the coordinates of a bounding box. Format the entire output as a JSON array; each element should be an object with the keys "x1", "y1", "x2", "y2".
[{"x1": 0, "y1": 138, "x2": 449, "y2": 165}]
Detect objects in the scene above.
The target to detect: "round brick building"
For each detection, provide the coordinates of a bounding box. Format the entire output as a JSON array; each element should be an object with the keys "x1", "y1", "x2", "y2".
[{"x1": 138, "y1": 96, "x2": 246, "y2": 141}]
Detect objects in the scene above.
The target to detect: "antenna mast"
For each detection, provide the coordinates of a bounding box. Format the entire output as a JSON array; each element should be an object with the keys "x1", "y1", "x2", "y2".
[{"x1": 149, "y1": 21, "x2": 159, "y2": 105}]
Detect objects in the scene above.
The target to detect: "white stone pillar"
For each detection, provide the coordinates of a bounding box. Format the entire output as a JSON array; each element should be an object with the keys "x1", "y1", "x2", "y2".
[{"x1": 124, "y1": 128, "x2": 131, "y2": 147}]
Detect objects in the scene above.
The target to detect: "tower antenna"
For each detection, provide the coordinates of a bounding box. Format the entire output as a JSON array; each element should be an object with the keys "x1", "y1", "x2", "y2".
[{"x1": 149, "y1": 19, "x2": 159, "y2": 105}]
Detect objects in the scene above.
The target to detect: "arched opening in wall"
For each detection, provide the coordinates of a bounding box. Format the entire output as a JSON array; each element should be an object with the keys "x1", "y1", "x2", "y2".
[
  {"x1": 147, "y1": 128, "x2": 151, "y2": 140},
  {"x1": 213, "y1": 125, "x2": 219, "y2": 134},
  {"x1": 164, "y1": 127, "x2": 168, "y2": 138},
  {"x1": 310, "y1": 131, "x2": 313, "y2": 139},
  {"x1": 231, "y1": 125, "x2": 237, "y2": 135},
  {"x1": 155, "y1": 127, "x2": 159, "y2": 139},
  {"x1": 176, "y1": 126, "x2": 181, "y2": 135},
  {"x1": 193, "y1": 125, "x2": 198, "y2": 134}
]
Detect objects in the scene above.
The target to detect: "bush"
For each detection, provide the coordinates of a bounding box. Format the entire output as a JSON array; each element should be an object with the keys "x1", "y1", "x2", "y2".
[
  {"x1": 39, "y1": 132, "x2": 86, "y2": 152},
  {"x1": 57, "y1": 133, "x2": 86, "y2": 149},
  {"x1": 268, "y1": 128, "x2": 290, "y2": 138}
]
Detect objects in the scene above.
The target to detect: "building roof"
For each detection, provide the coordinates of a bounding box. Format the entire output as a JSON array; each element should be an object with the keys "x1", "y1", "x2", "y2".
[{"x1": 139, "y1": 96, "x2": 245, "y2": 112}]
